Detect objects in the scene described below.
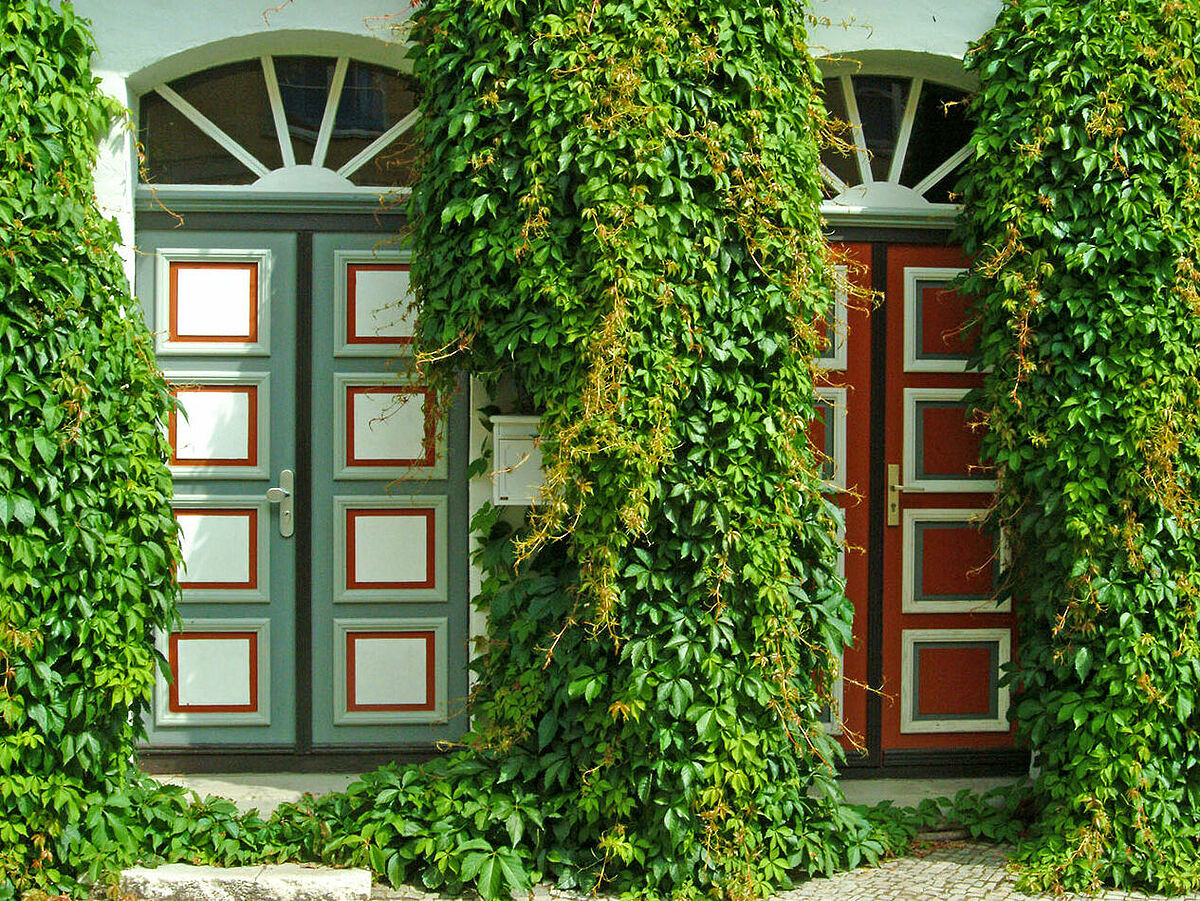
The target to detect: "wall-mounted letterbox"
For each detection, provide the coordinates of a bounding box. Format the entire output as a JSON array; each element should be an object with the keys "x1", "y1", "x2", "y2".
[{"x1": 491, "y1": 415, "x2": 543, "y2": 505}]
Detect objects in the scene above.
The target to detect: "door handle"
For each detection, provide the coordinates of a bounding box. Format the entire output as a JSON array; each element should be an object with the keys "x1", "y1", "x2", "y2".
[
  {"x1": 266, "y1": 469, "x2": 294, "y2": 538},
  {"x1": 886, "y1": 463, "x2": 924, "y2": 527}
]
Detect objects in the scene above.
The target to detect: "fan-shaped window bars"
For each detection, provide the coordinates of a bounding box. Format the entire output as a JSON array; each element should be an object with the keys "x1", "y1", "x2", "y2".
[
  {"x1": 139, "y1": 56, "x2": 419, "y2": 191},
  {"x1": 820, "y1": 75, "x2": 973, "y2": 209}
]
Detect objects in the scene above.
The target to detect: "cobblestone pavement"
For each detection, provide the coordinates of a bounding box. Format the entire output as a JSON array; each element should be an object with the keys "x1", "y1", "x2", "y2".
[
  {"x1": 373, "y1": 843, "x2": 1189, "y2": 901},
  {"x1": 775, "y1": 842, "x2": 1181, "y2": 900}
]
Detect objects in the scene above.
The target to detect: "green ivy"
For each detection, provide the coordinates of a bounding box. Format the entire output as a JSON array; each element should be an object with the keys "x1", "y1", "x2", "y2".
[
  {"x1": 961, "y1": 0, "x2": 1200, "y2": 893},
  {"x1": 397, "y1": 0, "x2": 873, "y2": 895},
  {"x1": 0, "y1": 1, "x2": 181, "y2": 897},
  {"x1": 1, "y1": 1, "x2": 911, "y2": 898}
]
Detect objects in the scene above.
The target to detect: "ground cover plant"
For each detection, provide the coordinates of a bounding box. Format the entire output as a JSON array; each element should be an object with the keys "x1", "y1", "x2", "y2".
[
  {"x1": 960, "y1": 0, "x2": 1200, "y2": 892},
  {"x1": 1, "y1": 0, "x2": 906, "y2": 898}
]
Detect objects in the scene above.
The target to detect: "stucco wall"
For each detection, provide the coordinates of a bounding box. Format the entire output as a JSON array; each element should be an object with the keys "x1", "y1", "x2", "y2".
[{"x1": 809, "y1": 0, "x2": 1000, "y2": 60}]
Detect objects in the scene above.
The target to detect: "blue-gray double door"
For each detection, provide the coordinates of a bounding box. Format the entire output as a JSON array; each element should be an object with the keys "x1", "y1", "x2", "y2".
[{"x1": 136, "y1": 227, "x2": 469, "y2": 755}]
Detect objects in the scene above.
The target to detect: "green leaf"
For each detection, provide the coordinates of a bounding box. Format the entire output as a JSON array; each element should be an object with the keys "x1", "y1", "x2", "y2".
[
  {"x1": 12, "y1": 497, "x2": 35, "y2": 528},
  {"x1": 1074, "y1": 646, "x2": 1092, "y2": 681}
]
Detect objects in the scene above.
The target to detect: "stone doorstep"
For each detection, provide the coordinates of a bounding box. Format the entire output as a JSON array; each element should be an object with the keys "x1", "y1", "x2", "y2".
[{"x1": 119, "y1": 863, "x2": 372, "y2": 901}]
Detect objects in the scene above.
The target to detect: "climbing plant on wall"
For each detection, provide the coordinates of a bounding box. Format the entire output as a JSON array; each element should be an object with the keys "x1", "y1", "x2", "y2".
[
  {"x1": 0, "y1": 1, "x2": 181, "y2": 896},
  {"x1": 0, "y1": 1, "x2": 902, "y2": 898},
  {"x1": 961, "y1": 0, "x2": 1200, "y2": 892},
  {"x1": 400, "y1": 0, "x2": 873, "y2": 894}
]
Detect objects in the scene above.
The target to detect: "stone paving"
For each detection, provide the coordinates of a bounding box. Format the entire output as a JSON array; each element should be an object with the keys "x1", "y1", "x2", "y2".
[{"x1": 372, "y1": 843, "x2": 1187, "y2": 901}]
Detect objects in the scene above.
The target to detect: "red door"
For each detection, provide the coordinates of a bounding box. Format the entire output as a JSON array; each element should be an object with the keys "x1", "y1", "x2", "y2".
[{"x1": 821, "y1": 242, "x2": 1018, "y2": 767}]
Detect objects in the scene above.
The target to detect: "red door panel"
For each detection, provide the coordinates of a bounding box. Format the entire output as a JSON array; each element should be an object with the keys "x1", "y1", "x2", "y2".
[{"x1": 882, "y1": 244, "x2": 1014, "y2": 751}]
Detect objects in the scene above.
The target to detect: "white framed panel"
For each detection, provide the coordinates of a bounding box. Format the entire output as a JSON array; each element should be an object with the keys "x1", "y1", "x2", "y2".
[
  {"x1": 816, "y1": 264, "x2": 849, "y2": 371},
  {"x1": 903, "y1": 266, "x2": 971, "y2": 372},
  {"x1": 814, "y1": 386, "x2": 848, "y2": 492},
  {"x1": 333, "y1": 617, "x2": 448, "y2": 725},
  {"x1": 167, "y1": 372, "x2": 270, "y2": 480},
  {"x1": 902, "y1": 387, "x2": 995, "y2": 493},
  {"x1": 154, "y1": 249, "x2": 271, "y2": 356},
  {"x1": 333, "y1": 495, "x2": 448, "y2": 602},
  {"x1": 333, "y1": 373, "x2": 446, "y2": 480},
  {"x1": 333, "y1": 250, "x2": 417, "y2": 356},
  {"x1": 900, "y1": 628, "x2": 1010, "y2": 734},
  {"x1": 901, "y1": 508, "x2": 1010, "y2": 614},
  {"x1": 155, "y1": 618, "x2": 271, "y2": 727},
  {"x1": 172, "y1": 496, "x2": 270, "y2": 603}
]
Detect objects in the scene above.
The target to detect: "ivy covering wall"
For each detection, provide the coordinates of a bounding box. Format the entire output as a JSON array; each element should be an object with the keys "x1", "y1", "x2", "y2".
[
  {"x1": 961, "y1": 0, "x2": 1200, "y2": 893},
  {"x1": 0, "y1": 0, "x2": 901, "y2": 898},
  {"x1": 399, "y1": 0, "x2": 876, "y2": 894},
  {"x1": 0, "y1": 1, "x2": 181, "y2": 897}
]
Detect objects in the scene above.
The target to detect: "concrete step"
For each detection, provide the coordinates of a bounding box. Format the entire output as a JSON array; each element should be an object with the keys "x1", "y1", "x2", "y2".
[{"x1": 120, "y1": 863, "x2": 371, "y2": 901}]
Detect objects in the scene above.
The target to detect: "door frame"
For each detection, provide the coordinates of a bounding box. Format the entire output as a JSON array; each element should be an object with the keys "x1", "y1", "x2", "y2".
[{"x1": 136, "y1": 209, "x2": 456, "y2": 774}]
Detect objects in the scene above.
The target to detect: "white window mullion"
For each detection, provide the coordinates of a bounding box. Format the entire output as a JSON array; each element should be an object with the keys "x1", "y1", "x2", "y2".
[
  {"x1": 913, "y1": 142, "x2": 975, "y2": 197},
  {"x1": 154, "y1": 84, "x2": 270, "y2": 179},
  {"x1": 261, "y1": 56, "x2": 296, "y2": 169},
  {"x1": 311, "y1": 57, "x2": 350, "y2": 169},
  {"x1": 337, "y1": 109, "x2": 420, "y2": 179},
  {"x1": 840, "y1": 74, "x2": 873, "y2": 185},
  {"x1": 888, "y1": 77, "x2": 923, "y2": 184},
  {"x1": 819, "y1": 164, "x2": 849, "y2": 197}
]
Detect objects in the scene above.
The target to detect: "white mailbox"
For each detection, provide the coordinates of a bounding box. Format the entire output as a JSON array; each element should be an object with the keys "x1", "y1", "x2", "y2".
[{"x1": 491, "y1": 415, "x2": 544, "y2": 505}]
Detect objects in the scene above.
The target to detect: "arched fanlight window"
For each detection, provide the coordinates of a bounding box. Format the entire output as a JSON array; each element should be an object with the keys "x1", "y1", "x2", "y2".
[
  {"x1": 139, "y1": 56, "x2": 419, "y2": 191},
  {"x1": 819, "y1": 76, "x2": 973, "y2": 208}
]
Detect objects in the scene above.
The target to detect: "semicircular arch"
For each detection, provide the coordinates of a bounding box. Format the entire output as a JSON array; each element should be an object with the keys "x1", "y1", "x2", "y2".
[{"x1": 814, "y1": 51, "x2": 976, "y2": 218}]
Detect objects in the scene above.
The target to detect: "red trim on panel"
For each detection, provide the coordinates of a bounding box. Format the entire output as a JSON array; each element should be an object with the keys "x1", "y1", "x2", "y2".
[
  {"x1": 884, "y1": 244, "x2": 1015, "y2": 752},
  {"x1": 346, "y1": 263, "x2": 415, "y2": 346},
  {"x1": 919, "y1": 404, "x2": 986, "y2": 478},
  {"x1": 168, "y1": 261, "x2": 258, "y2": 343},
  {"x1": 345, "y1": 508, "x2": 437, "y2": 591},
  {"x1": 168, "y1": 385, "x2": 258, "y2": 467},
  {"x1": 175, "y1": 508, "x2": 259, "y2": 591},
  {"x1": 808, "y1": 406, "x2": 828, "y2": 472},
  {"x1": 344, "y1": 385, "x2": 437, "y2": 468},
  {"x1": 345, "y1": 630, "x2": 437, "y2": 712},
  {"x1": 167, "y1": 631, "x2": 259, "y2": 714},
  {"x1": 916, "y1": 645, "x2": 994, "y2": 716}
]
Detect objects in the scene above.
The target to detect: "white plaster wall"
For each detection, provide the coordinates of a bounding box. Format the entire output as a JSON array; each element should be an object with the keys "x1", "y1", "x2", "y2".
[
  {"x1": 809, "y1": 0, "x2": 1001, "y2": 61},
  {"x1": 75, "y1": 1, "x2": 412, "y2": 82},
  {"x1": 76, "y1": 0, "x2": 1005, "y2": 83}
]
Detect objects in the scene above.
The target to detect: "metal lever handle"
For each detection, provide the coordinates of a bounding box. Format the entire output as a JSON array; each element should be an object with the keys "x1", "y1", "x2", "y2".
[
  {"x1": 886, "y1": 463, "x2": 924, "y2": 527},
  {"x1": 266, "y1": 469, "x2": 295, "y2": 538}
]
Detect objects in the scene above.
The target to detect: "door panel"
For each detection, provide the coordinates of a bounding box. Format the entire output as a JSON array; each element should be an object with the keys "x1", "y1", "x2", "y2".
[
  {"x1": 882, "y1": 244, "x2": 1014, "y2": 750},
  {"x1": 309, "y1": 234, "x2": 469, "y2": 746},
  {"x1": 138, "y1": 232, "x2": 298, "y2": 744}
]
